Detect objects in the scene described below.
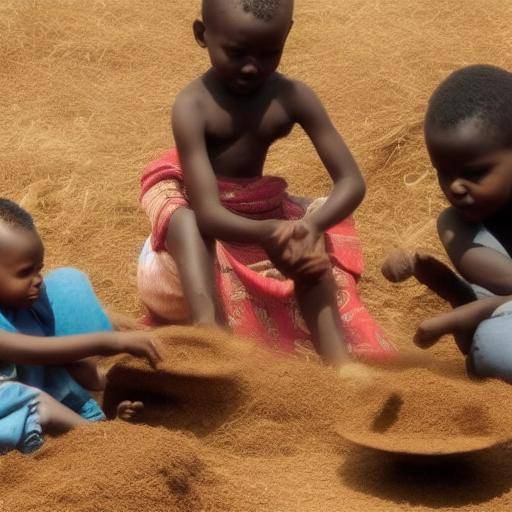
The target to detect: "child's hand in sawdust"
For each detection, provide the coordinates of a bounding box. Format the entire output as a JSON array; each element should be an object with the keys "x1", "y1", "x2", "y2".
[
  {"x1": 263, "y1": 219, "x2": 330, "y2": 283},
  {"x1": 107, "y1": 332, "x2": 163, "y2": 369}
]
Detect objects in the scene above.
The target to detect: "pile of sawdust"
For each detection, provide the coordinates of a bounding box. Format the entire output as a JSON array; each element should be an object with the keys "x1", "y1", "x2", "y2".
[
  {"x1": 3, "y1": 329, "x2": 512, "y2": 511},
  {"x1": 338, "y1": 366, "x2": 512, "y2": 455}
]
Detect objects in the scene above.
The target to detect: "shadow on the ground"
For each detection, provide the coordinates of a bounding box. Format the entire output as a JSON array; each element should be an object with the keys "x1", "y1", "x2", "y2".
[{"x1": 339, "y1": 442, "x2": 512, "y2": 508}]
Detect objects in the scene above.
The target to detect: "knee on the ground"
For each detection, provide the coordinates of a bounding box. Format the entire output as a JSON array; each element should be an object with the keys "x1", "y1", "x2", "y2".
[{"x1": 466, "y1": 312, "x2": 512, "y2": 382}]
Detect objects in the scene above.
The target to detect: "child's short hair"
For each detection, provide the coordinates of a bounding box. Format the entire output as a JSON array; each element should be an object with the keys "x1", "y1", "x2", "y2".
[
  {"x1": 0, "y1": 199, "x2": 35, "y2": 231},
  {"x1": 426, "y1": 65, "x2": 512, "y2": 145},
  {"x1": 240, "y1": 0, "x2": 284, "y2": 20},
  {"x1": 203, "y1": 0, "x2": 286, "y2": 22}
]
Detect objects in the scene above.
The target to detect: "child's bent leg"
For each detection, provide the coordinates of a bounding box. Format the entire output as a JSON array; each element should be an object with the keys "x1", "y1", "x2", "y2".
[
  {"x1": 382, "y1": 250, "x2": 476, "y2": 307},
  {"x1": 295, "y1": 271, "x2": 348, "y2": 365},
  {"x1": 37, "y1": 390, "x2": 87, "y2": 436},
  {"x1": 166, "y1": 207, "x2": 222, "y2": 325}
]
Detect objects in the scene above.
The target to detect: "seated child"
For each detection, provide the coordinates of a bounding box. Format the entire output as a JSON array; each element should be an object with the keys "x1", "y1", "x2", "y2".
[
  {"x1": 381, "y1": 65, "x2": 512, "y2": 382},
  {"x1": 137, "y1": 0, "x2": 395, "y2": 364},
  {"x1": 0, "y1": 199, "x2": 162, "y2": 454}
]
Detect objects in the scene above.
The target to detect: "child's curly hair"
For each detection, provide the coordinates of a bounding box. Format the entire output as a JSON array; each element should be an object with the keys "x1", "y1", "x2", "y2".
[
  {"x1": 0, "y1": 199, "x2": 35, "y2": 231},
  {"x1": 426, "y1": 65, "x2": 512, "y2": 146}
]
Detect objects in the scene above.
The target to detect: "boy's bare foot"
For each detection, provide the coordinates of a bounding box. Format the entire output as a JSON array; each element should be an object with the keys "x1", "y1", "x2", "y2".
[
  {"x1": 337, "y1": 361, "x2": 379, "y2": 382},
  {"x1": 116, "y1": 401, "x2": 144, "y2": 422}
]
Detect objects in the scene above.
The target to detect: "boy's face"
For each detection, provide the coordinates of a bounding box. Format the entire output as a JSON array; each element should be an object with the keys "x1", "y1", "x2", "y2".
[
  {"x1": 0, "y1": 225, "x2": 44, "y2": 309},
  {"x1": 426, "y1": 117, "x2": 512, "y2": 222},
  {"x1": 195, "y1": 3, "x2": 293, "y2": 95}
]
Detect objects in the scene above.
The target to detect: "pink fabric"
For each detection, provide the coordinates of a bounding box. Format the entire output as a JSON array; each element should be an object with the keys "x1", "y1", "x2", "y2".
[{"x1": 138, "y1": 149, "x2": 396, "y2": 361}]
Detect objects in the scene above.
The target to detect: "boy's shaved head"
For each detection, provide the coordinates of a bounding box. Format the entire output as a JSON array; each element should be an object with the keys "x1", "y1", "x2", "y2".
[
  {"x1": 0, "y1": 199, "x2": 35, "y2": 232},
  {"x1": 240, "y1": 0, "x2": 283, "y2": 20},
  {"x1": 203, "y1": 0, "x2": 292, "y2": 24},
  {"x1": 426, "y1": 65, "x2": 512, "y2": 146}
]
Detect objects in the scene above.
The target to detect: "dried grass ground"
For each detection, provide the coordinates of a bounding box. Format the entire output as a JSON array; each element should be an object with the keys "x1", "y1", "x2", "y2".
[{"x1": 1, "y1": 1, "x2": 512, "y2": 511}]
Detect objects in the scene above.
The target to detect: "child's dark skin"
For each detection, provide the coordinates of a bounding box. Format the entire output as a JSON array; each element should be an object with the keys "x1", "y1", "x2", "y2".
[
  {"x1": 168, "y1": 0, "x2": 366, "y2": 365},
  {"x1": 0, "y1": 222, "x2": 162, "y2": 433},
  {"x1": 382, "y1": 116, "x2": 512, "y2": 352}
]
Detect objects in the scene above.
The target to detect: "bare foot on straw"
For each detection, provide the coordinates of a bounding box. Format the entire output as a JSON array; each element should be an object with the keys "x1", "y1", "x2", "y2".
[
  {"x1": 381, "y1": 249, "x2": 416, "y2": 282},
  {"x1": 337, "y1": 361, "x2": 379, "y2": 383},
  {"x1": 116, "y1": 401, "x2": 144, "y2": 422}
]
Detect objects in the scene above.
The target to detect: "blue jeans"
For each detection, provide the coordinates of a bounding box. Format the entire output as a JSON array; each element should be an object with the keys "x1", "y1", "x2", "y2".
[
  {"x1": 468, "y1": 301, "x2": 512, "y2": 382},
  {"x1": 0, "y1": 268, "x2": 112, "y2": 454}
]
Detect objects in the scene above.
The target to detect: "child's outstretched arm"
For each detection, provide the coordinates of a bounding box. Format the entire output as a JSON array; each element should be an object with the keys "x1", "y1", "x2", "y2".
[
  {"x1": 414, "y1": 294, "x2": 512, "y2": 353},
  {"x1": 172, "y1": 94, "x2": 279, "y2": 244},
  {"x1": 439, "y1": 207, "x2": 512, "y2": 295},
  {"x1": 0, "y1": 330, "x2": 162, "y2": 368}
]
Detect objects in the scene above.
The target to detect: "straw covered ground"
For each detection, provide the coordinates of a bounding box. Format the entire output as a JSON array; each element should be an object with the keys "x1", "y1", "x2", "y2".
[{"x1": 1, "y1": 0, "x2": 512, "y2": 510}]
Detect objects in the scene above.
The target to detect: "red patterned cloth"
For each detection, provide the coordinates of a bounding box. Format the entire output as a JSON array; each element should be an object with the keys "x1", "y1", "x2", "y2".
[{"x1": 138, "y1": 148, "x2": 396, "y2": 361}]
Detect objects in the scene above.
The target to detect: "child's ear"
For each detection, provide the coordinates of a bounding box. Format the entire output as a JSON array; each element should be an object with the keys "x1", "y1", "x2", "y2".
[{"x1": 193, "y1": 19, "x2": 207, "y2": 48}]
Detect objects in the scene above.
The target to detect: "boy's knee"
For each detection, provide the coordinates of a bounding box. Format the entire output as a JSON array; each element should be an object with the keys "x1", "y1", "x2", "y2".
[{"x1": 468, "y1": 316, "x2": 512, "y2": 382}]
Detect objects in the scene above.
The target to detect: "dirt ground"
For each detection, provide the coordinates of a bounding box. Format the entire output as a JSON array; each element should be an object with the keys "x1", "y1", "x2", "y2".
[{"x1": 1, "y1": 1, "x2": 512, "y2": 511}]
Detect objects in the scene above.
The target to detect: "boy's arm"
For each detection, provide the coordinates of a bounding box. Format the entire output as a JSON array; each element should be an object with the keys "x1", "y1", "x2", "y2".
[
  {"x1": 0, "y1": 330, "x2": 161, "y2": 367},
  {"x1": 172, "y1": 95, "x2": 277, "y2": 243},
  {"x1": 289, "y1": 81, "x2": 366, "y2": 232},
  {"x1": 438, "y1": 207, "x2": 512, "y2": 295}
]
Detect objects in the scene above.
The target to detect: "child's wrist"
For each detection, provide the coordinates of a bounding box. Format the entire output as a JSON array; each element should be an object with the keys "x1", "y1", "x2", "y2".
[
  {"x1": 97, "y1": 332, "x2": 120, "y2": 356},
  {"x1": 260, "y1": 219, "x2": 280, "y2": 239},
  {"x1": 304, "y1": 215, "x2": 323, "y2": 234}
]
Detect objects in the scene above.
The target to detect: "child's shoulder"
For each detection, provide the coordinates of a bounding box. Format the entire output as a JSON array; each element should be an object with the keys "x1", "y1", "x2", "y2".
[
  {"x1": 437, "y1": 206, "x2": 481, "y2": 253},
  {"x1": 274, "y1": 74, "x2": 316, "y2": 98},
  {"x1": 171, "y1": 77, "x2": 211, "y2": 131},
  {"x1": 274, "y1": 75, "x2": 327, "y2": 116},
  {"x1": 174, "y1": 77, "x2": 208, "y2": 109},
  {"x1": 437, "y1": 207, "x2": 477, "y2": 235}
]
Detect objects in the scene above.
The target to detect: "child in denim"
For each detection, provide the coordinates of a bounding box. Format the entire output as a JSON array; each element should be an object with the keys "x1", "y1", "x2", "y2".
[
  {"x1": 382, "y1": 65, "x2": 512, "y2": 382},
  {"x1": 0, "y1": 199, "x2": 161, "y2": 454}
]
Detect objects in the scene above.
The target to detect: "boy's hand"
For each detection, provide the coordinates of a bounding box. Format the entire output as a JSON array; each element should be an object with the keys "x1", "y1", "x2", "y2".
[
  {"x1": 263, "y1": 220, "x2": 330, "y2": 282},
  {"x1": 107, "y1": 332, "x2": 163, "y2": 369}
]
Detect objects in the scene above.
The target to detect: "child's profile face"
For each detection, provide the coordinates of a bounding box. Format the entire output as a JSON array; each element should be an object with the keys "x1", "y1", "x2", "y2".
[
  {"x1": 0, "y1": 225, "x2": 44, "y2": 309},
  {"x1": 195, "y1": 6, "x2": 292, "y2": 95},
  {"x1": 426, "y1": 117, "x2": 512, "y2": 222}
]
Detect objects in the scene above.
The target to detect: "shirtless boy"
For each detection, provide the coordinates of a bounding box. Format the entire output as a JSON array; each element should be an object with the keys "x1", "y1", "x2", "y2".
[{"x1": 138, "y1": 0, "x2": 394, "y2": 364}]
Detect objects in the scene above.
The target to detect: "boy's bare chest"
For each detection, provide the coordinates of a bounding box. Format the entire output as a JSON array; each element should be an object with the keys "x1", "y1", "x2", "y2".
[{"x1": 203, "y1": 98, "x2": 293, "y2": 146}]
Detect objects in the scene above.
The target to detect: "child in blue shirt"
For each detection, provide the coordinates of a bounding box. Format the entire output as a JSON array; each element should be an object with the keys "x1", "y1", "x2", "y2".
[{"x1": 0, "y1": 199, "x2": 161, "y2": 453}]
